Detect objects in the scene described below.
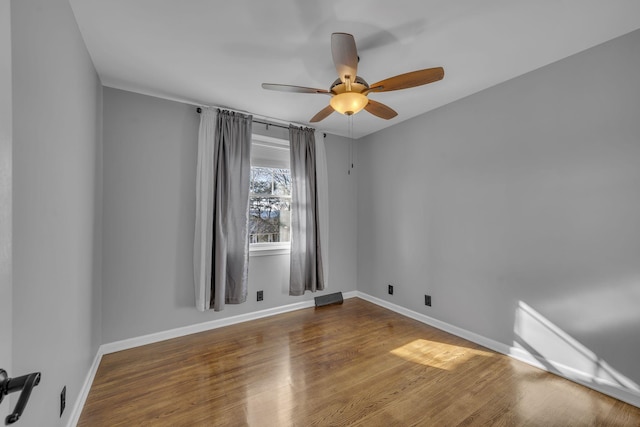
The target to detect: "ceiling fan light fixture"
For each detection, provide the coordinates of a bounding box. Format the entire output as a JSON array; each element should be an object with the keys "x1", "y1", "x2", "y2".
[
  {"x1": 261, "y1": 33, "x2": 443, "y2": 123},
  {"x1": 330, "y1": 92, "x2": 368, "y2": 116}
]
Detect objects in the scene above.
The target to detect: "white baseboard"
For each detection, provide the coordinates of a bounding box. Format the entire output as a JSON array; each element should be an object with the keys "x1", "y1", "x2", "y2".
[
  {"x1": 355, "y1": 291, "x2": 640, "y2": 409},
  {"x1": 100, "y1": 291, "x2": 358, "y2": 355},
  {"x1": 67, "y1": 349, "x2": 103, "y2": 427},
  {"x1": 67, "y1": 290, "x2": 358, "y2": 426},
  {"x1": 68, "y1": 289, "x2": 638, "y2": 425}
]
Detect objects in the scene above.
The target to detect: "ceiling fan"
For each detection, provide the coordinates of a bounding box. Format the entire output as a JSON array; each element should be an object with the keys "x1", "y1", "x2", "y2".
[{"x1": 262, "y1": 32, "x2": 444, "y2": 123}]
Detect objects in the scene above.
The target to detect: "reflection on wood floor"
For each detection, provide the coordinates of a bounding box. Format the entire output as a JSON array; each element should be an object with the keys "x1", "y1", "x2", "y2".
[{"x1": 78, "y1": 298, "x2": 640, "y2": 426}]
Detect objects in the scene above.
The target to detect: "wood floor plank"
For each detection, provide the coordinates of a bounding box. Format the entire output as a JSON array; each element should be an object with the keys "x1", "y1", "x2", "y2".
[{"x1": 78, "y1": 298, "x2": 640, "y2": 426}]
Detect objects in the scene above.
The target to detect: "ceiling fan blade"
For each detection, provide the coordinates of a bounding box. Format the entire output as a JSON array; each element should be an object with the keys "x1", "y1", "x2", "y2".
[
  {"x1": 262, "y1": 83, "x2": 330, "y2": 94},
  {"x1": 331, "y1": 33, "x2": 358, "y2": 83},
  {"x1": 364, "y1": 99, "x2": 398, "y2": 120},
  {"x1": 369, "y1": 67, "x2": 444, "y2": 92},
  {"x1": 310, "y1": 105, "x2": 335, "y2": 123}
]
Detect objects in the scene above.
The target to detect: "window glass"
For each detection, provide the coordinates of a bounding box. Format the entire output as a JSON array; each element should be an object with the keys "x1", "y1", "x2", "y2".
[
  {"x1": 249, "y1": 166, "x2": 291, "y2": 244},
  {"x1": 249, "y1": 134, "x2": 291, "y2": 249}
]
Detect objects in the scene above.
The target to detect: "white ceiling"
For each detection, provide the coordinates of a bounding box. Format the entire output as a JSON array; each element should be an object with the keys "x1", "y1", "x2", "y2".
[{"x1": 68, "y1": 0, "x2": 640, "y2": 138}]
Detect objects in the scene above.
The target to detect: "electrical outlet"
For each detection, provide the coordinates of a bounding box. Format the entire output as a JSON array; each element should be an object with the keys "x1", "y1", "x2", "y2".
[
  {"x1": 388, "y1": 284, "x2": 394, "y2": 295},
  {"x1": 425, "y1": 295, "x2": 432, "y2": 306},
  {"x1": 60, "y1": 386, "x2": 66, "y2": 417},
  {"x1": 257, "y1": 290, "x2": 264, "y2": 301}
]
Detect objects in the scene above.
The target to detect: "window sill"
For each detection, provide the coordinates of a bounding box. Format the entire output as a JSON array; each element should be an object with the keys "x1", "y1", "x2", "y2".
[{"x1": 249, "y1": 243, "x2": 291, "y2": 257}]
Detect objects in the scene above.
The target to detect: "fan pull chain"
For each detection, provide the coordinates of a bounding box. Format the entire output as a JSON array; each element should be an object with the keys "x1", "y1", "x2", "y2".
[{"x1": 348, "y1": 115, "x2": 354, "y2": 175}]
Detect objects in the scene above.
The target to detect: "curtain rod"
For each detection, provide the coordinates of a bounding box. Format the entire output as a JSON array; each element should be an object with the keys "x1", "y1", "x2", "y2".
[
  {"x1": 254, "y1": 119, "x2": 290, "y2": 131},
  {"x1": 196, "y1": 107, "x2": 308, "y2": 132}
]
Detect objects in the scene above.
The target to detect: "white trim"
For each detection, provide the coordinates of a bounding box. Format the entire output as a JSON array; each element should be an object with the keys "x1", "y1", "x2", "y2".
[
  {"x1": 355, "y1": 292, "x2": 509, "y2": 353},
  {"x1": 66, "y1": 351, "x2": 103, "y2": 427},
  {"x1": 506, "y1": 346, "x2": 640, "y2": 405},
  {"x1": 355, "y1": 291, "x2": 640, "y2": 409},
  {"x1": 67, "y1": 289, "x2": 638, "y2": 425},
  {"x1": 68, "y1": 291, "x2": 357, "y2": 425},
  {"x1": 101, "y1": 291, "x2": 358, "y2": 355},
  {"x1": 249, "y1": 243, "x2": 291, "y2": 257}
]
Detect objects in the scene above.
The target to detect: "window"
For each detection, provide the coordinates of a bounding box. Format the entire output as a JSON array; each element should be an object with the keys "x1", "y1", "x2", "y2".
[
  {"x1": 249, "y1": 134, "x2": 291, "y2": 254},
  {"x1": 249, "y1": 166, "x2": 291, "y2": 244}
]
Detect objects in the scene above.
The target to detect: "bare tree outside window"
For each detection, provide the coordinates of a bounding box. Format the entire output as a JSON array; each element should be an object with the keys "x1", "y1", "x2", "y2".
[{"x1": 249, "y1": 167, "x2": 291, "y2": 244}]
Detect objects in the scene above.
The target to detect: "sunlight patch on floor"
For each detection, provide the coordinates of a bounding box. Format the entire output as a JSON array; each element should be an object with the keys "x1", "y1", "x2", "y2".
[{"x1": 390, "y1": 339, "x2": 493, "y2": 370}]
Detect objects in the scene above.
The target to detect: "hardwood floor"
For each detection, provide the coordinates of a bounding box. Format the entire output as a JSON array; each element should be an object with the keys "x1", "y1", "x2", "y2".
[{"x1": 78, "y1": 298, "x2": 640, "y2": 426}]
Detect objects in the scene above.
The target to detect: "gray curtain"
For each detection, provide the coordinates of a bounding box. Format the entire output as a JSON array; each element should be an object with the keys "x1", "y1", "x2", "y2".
[
  {"x1": 289, "y1": 125, "x2": 324, "y2": 296},
  {"x1": 195, "y1": 108, "x2": 252, "y2": 311},
  {"x1": 212, "y1": 110, "x2": 253, "y2": 310}
]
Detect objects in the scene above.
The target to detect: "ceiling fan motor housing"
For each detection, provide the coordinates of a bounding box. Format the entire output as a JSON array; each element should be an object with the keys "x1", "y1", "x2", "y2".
[
  {"x1": 261, "y1": 33, "x2": 444, "y2": 122},
  {"x1": 330, "y1": 76, "x2": 369, "y2": 94}
]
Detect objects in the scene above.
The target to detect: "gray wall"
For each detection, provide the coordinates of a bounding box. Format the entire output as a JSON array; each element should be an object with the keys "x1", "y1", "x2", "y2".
[
  {"x1": 101, "y1": 88, "x2": 357, "y2": 343},
  {"x1": 1, "y1": 0, "x2": 12, "y2": 419},
  {"x1": 357, "y1": 28, "x2": 640, "y2": 393},
  {"x1": 8, "y1": 0, "x2": 637, "y2": 419},
  {"x1": 11, "y1": 0, "x2": 103, "y2": 425}
]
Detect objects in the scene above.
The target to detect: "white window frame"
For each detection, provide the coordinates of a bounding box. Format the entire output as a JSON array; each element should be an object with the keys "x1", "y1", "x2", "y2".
[{"x1": 249, "y1": 134, "x2": 291, "y2": 257}]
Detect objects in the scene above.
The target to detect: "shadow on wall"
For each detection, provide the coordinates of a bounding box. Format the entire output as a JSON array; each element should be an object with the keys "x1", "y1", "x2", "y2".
[{"x1": 513, "y1": 301, "x2": 639, "y2": 396}]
